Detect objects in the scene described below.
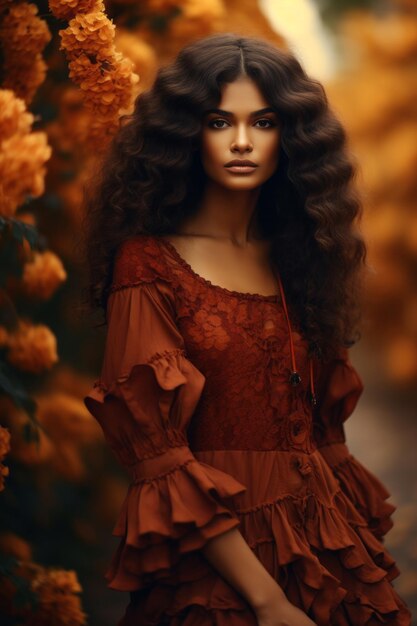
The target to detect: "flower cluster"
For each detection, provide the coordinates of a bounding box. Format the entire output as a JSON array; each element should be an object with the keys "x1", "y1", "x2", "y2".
[
  {"x1": 140, "y1": 0, "x2": 225, "y2": 48},
  {"x1": 0, "y1": 2, "x2": 51, "y2": 104},
  {"x1": 29, "y1": 566, "x2": 87, "y2": 625},
  {"x1": 0, "y1": 380, "x2": 102, "y2": 479},
  {"x1": 6, "y1": 320, "x2": 58, "y2": 374},
  {"x1": 33, "y1": 391, "x2": 102, "y2": 480},
  {"x1": 0, "y1": 90, "x2": 33, "y2": 138},
  {"x1": 21, "y1": 251, "x2": 67, "y2": 300},
  {"x1": 0, "y1": 426, "x2": 11, "y2": 492},
  {"x1": 168, "y1": 0, "x2": 225, "y2": 44},
  {"x1": 327, "y1": 10, "x2": 417, "y2": 383},
  {"x1": 61, "y1": 10, "x2": 115, "y2": 58},
  {"x1": 49, "y1": 0, "x2": 139, "y2": 145},
  {"x1": 49, "y1": 0, "x2": 102, "y2": 21},
  {"x1": 0, "y1": 90, "x2": 52, "y2": 217},
  {"x1": 0, "y1": 561, "x2": 87, "y2": 626}
]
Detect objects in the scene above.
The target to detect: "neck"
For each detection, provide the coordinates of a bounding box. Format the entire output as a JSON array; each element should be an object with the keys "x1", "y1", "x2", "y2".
[{"x1": 181, "y1": 180, "x2": 264, "y2": 246}]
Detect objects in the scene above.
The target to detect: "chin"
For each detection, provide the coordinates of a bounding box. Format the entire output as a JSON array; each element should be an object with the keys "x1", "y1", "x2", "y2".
[
  {"x1": 220, "y1": 178, "x2": 265, "y2": 191},
  {"x1": 222, "y1": 180, "x2": 263, "y2": 191}
]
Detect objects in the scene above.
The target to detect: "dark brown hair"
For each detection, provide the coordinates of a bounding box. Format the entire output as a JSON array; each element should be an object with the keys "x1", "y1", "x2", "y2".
[{"x1": 80, "y1": 32, "x2": 367, "y2": 361}]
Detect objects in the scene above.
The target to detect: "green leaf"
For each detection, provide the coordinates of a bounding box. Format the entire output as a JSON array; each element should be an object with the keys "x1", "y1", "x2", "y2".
[
  {"x1": 0, "y1": 361, "x2": 38, "y2": 422},
  {"x1": 9, "y1": 220, "x2": 40, "y2": 249}
]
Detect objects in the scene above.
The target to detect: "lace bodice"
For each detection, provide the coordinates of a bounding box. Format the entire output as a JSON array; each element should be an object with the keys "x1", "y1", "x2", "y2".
[{"x1": 109, "y1": 235, "x2": 321, "y2": 454}]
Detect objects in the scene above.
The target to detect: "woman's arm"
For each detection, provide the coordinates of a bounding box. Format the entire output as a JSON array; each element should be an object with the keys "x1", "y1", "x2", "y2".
[
  {"x1": 201, "y1": 526, "x2": 286, "y2": 610},
  {"x1": 202, "y1": 528, "x2": 318, "y2": 626}
]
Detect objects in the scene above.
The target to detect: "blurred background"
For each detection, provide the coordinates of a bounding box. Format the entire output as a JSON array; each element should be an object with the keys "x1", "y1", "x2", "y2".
[{"x1": 0, "y1": 0, "x2": 416, "y2": 624}]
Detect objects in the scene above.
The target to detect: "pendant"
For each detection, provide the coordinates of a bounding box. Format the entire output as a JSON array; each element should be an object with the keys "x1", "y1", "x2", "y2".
[{"x1": 289, "y1": 371, "x2": 302, "y2": 386}]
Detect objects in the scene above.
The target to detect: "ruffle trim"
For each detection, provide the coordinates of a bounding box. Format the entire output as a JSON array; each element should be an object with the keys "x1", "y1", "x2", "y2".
[
  {"x1": 318, "y1": 442, "x2": 396, "y2": 540},
  {"x1": 104, "y1": 444, "x2": 247, "y2": 591},
  {"x1": 85, "y1": 347, "x2": 207, "y2": 460},
  {"x1": 117, "y1": 484, "x2": 411, "y2": 626},
  {"x1": 237, "y1": 487, "x2": 405, "y2": 625},
  {"x1": 93, "y1": 348, "x2": 194, "y2": 401}
]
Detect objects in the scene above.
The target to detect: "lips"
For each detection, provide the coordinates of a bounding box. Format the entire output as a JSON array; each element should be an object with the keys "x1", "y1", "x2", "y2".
[{"x1": 224, "y1": 160, "x2": 258, "y2": 167}]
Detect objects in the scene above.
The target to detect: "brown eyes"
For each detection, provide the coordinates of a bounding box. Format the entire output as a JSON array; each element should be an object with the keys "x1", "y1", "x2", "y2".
[{"x1": 207, "y1": 118, "x2": 276, "y2": 129}]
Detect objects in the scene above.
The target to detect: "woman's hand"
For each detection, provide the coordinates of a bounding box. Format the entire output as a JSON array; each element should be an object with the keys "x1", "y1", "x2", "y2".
[{"x1": 254, "y1": 592, "x2": 317, "y2": 626}]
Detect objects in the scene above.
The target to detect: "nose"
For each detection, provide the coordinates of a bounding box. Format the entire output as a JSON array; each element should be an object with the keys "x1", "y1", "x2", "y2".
[{"x1": 231, "y1": 123, "x2": 253, "y2": 153}]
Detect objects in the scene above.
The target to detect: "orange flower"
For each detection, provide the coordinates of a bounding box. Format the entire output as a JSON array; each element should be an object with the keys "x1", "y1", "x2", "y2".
[
  {"x1": 146, "y1": 0, "x2": 182, "y2": 10},
  {"x1": 64, "y1": 52, "x2": 138, "y2": 145},
  {"x1": 76, "y1": 53, "x2": 138, "y2": 111},
  {"x1": 0, "y1": 425, "x2": 11, "y2": 492},
  {"x1": 22, "y1": 251, "x2": 67, "y2": 300},
  {"x1": 46, "y1": 88, "x2": 92, "y2": 153},
  {"x1": 34, "y1": 391, "x2": 102, "y2": 481},
  {"x1": 2, "y1": 563, "x2": 88, "y2": 626},
  {"x1": 114, "y1": 29, "x2": 156, "y2": 91},
  {"x1": 0, "y1": 90, "x2": 34, "y2": 140},
  {"x1": 0, "y1": 131, "x2": 52, "y2": 217},
  {"x1": 327, "y1": 9, "x2": 417, "y2": 384},
  {"x1": 0, "y1": 3, "x2": 50, "y2": 54},
  {"x1": 0, "y1": 2, "x2": 51, "y2": 104},
  {"x1": 155, "y1": 0, "x2": 225, "y2": 43},
  {"x1": 32, "y1": 567, "x2": 82, "y2": 593},
  {"x1": 4, "y1": 403, "x2": 55, "y2": 466},
  {"x1": 30, "y1": 567, "x2": 87, "y2": 626},
  {"x1": 55, "y1": 3, "x2": 139, "y2": 147},
  {"x1": 143, "y1": 0, "x2": 226, "y2": 42},
  {"x1": 24, "y1": 563, "x2": 87, "y2": 626},
  {"x1": 49, "y1": 0, "x2": 104, "y2": 21},
  {"x1": 60, "y1": 11, "x2": 116, "y2": 61},
  {"x1": 0, "y1": 90, "x2": 51, "y2": 217},
  {"x1": 2, "y1": 56, "x2": 49, "y2": 105},
  {"x1": 7, "y1": 320, "x2": 58, "y2": 374}
]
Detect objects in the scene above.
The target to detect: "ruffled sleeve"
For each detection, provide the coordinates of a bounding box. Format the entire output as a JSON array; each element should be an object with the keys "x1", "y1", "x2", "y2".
[
  {"x1": 313, "y1": 346, "x2": 396, "y2": 541},
  {"x1": 83, "y1": 237, "x2": 247, "y2": 592}
]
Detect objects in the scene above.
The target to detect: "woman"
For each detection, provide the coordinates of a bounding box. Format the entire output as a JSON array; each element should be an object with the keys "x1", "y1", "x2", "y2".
[{"x1": 82, "y1": 32, "x2": 411, "y2": 626}]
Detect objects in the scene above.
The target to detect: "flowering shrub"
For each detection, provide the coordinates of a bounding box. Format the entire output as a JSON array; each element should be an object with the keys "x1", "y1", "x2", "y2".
[
  {"x1": 0, "y1": 91, "x2": 52, "y2": 219},
  {"x1": 0, "y1": 2, "x2": 51, "y2": 104},
  {"x1": 326, "y1": 9, "x2": 417, "y2": 383},
  {"x1": 49, "y1": 0, "x2": 139, "y2": 146},
  {"x1": 0, "y1": 560, "x2": 87, "y2": 626}
]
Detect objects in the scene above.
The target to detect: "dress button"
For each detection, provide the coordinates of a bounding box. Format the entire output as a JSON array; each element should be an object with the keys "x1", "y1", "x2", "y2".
[
  {"x1": 291, "y1": 454, "x2": 313, "y2": 480},
  {"x1": 298, "y1": 462, "x2": 312, "y2": 476}
]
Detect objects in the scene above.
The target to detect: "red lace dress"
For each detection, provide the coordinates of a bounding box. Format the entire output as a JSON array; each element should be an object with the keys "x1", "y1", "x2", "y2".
[{"x1": 84, "y1": 234, "x2": 411, "y2": 626}]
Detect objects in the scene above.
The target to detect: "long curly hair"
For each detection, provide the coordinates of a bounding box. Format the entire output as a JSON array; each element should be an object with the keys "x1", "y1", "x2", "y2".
[{"x1": 80, "y1": 32, "x2": 367, "y2": 362}]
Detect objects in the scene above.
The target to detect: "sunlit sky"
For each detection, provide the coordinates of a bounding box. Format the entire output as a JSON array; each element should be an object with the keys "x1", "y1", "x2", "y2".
[{"x1": 259, "y1": 0, "x2": 338, "y2": 80}]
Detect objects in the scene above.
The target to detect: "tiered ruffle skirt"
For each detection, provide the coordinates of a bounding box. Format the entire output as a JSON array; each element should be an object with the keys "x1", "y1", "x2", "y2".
[{"x1": 110, "y1": 447, "x2": 411, "y2": 626}]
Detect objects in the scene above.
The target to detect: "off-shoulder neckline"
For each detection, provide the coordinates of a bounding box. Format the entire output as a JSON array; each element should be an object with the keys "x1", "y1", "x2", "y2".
[{"x1": 155, "y1": 235, "x2": 281, "y2": 302}]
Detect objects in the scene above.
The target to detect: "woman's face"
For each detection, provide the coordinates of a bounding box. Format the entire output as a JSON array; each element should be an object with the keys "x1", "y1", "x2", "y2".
[{"x1": 199, "y1": 77, "x2": 281, "y2": 191}]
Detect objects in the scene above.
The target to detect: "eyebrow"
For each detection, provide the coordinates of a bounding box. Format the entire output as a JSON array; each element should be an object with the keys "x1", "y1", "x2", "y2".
[{"x1": 204, "y1": 107, "x2": 277, "y2": 117}]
